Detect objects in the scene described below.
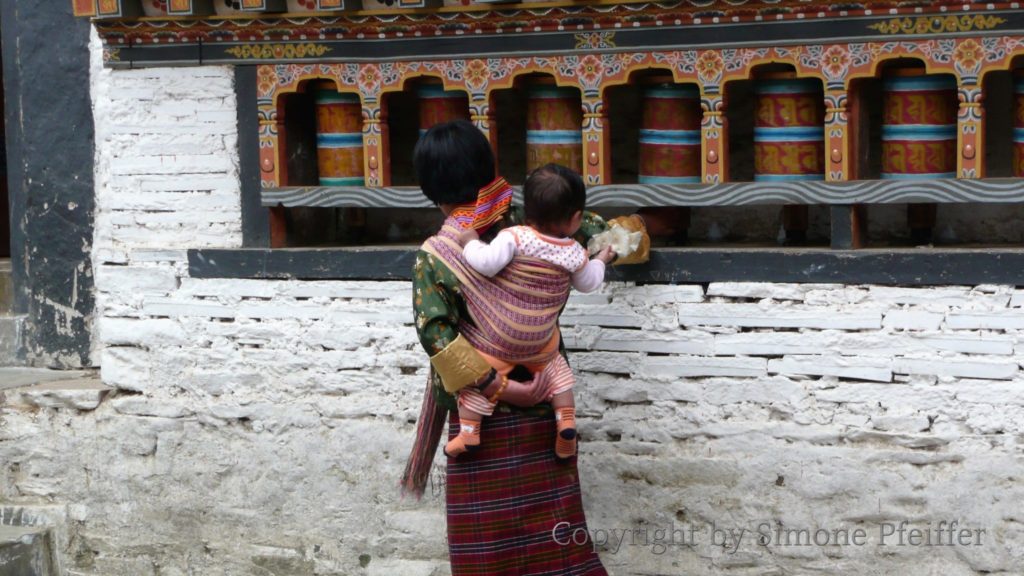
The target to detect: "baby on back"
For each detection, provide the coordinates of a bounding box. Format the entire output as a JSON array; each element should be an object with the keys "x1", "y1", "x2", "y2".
[{"x1": 446, "y1": 163, "x2": 615, "y2": 459}]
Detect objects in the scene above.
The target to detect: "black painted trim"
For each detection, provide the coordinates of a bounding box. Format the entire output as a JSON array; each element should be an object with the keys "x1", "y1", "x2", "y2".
[
  {"x1": 188, "y1": 247, "x2": 1024, "y2": 286},
  {"x1": 1, "y1": 2, "x2": 96, "y2": 367},
  {"x1": 189, "y1": 248, "x2": 416, "y2": 280},
  {"x1": 236, "y1": 66, "x2": 270, "y2": 248},
  {"x1": 1, "y1": 1, "x2": 27, "y2": 316}
]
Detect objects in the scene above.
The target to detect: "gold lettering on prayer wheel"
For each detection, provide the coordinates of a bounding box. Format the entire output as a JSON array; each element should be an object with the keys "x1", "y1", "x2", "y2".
[
  {"x1": 638, "y1": 78, "x2": 701, "y2": 184},
  {"x1": 312, "y1": 80, "x2": 365, "y2": 186},
  {"x1": 526, "y1": 79, "x2": 583, "y2": 173},
  {"x1": 880, "y1": 69, "x2": 957, "y2": 180},
  {"x1": 753, "y1": 73, "x2": 825, "y2": 182},
  {"x1": 417, "y1": 80, "x2": 469, "y2": 138}
]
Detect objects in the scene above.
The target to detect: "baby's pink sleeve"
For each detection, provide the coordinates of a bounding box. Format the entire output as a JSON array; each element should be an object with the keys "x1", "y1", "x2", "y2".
[
  {"x1": 571, "y1": 257, "x2": 606, "y2": 293},
  {"x1": 462, "y1": 230, "x2": 518, "y2": 277}
]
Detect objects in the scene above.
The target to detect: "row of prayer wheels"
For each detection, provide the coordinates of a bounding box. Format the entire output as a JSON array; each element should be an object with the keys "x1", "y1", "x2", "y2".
[{"x1": 310, "y1": 72, "x2": 1023, "y2": 190}]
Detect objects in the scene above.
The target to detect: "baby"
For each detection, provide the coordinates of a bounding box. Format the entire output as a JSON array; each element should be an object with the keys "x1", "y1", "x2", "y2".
[{"x1": 446, "y1": 163, "x2": 615, "y2": 459}]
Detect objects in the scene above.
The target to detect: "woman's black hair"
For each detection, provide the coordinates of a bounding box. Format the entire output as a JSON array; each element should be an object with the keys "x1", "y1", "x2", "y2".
[
  {"x1": 413, "y1": 119, "x2": 496, "y2": 206},
  {"x1": 523, "y1": 163, "x2": 586, "y2": 229}
]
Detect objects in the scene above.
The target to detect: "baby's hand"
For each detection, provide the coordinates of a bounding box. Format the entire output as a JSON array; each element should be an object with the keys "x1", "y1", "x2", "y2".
[
  {"x1": 458, "y1": 228, "x2": 479, "y2": 246},
  {"x1": 595, "y1": 245, "x2": 617, "y2": 264}
]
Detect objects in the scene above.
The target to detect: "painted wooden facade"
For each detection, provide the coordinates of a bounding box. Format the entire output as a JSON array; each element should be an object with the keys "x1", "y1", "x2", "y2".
[
  {"x1": 249, "y1": 34, "x2": 1020, "y2": 183},
  {"x1": 77, "y1": 0, "x2": 1024, "y2": 249}
]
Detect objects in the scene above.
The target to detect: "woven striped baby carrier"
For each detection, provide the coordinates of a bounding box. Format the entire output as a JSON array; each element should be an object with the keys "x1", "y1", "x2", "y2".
[{"x1": 423, "y1": 222, "x2": 570, "y2": 366}]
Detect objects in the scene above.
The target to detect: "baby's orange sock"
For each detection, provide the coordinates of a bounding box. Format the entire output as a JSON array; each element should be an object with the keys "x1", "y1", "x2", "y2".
[
  {"x1": 444, "y1": 418, "x2": 482, "y2": 458},
  {"x1": 554, "y1": 407, "x2": 577, "y2": 459}
]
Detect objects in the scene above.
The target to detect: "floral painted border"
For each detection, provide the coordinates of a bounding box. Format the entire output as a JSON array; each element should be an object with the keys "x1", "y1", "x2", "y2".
[{"x1": 258, "y1": 35, "x2": 1024, "y2": 189}]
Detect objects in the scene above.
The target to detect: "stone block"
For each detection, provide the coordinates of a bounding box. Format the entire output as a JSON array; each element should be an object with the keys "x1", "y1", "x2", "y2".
[
  {"x1": 136, "y1": 174, "x2": 238, "y2": 194},
  {"x1": 98, "y1": 318, "x2": 190, "y2": 347},
  {"x1": 619, "y1": 284, "x2": 704, "y2": 305},
  {"x1": 7, "y1": 378, "x2": 112, "y2": 411},
  {"x1": 844, "y1": 429, "x2": 953, "y2": 449},
  {"x1": 700, "y1": 376, "x2": 807, "y2": 405},
  {"x1": 952, "y1": 380, "x2": 1024, "y2": 405},
  {"x1": 366, "y1": 559, "x2": 438, "y2": 576},
  {"x1": 768, "y1": 356, "x2": 892, "y2": 382},
  {"x1": 909, "y1": 333, "x2": 1015, "y2": 355},
  {"x1": 870, "y1": 413, "x2": 932, "y2": 433},
  {"x1": 643, "y1": 379, "x2": 704, "y2": 402},
  {"x1": 561, "y1": 304, "x2": 643, "y2": 328},
  {"x1": 946, "y1": 312, "x2": 1024, "y2": 330},
  {"x1": 706, "y1": 282, "x2": 812, "y2": 301},
  {"x1": 566, "y1": 292, "x2": 612, "y2": 306},
  {"x1": 100, "y1": 347, "x2": 153, "y2": 392},
  {"x1": 177, "y1": 278, "x2": 411, "y2": 301},
  {"x1": 893, "y1": 357, "x2": 1018, "y2": 380},
  {"x1": 640, "y1": 355, "x2": 767, "y2": 378},
  {"x1": 110, "y1": 396, "x2": 195, "y2": 418},
  {"x1": 1010, "y1": 290, "x2": 1024, "y2": 308},
  {"x1": 714, "y1": 331, "x2": 830, "y2": 356},
  {"x1": 677, "y1": 303, "x2": 882, "y2": 330},
  {"x1": 571, "y1": 352, "x2": 641, "y2": 374},
  {"x1": 867, "y1": 286, "x2": 971, "y2": 307},
  {"x1": 815, "y1": 382, "x2": 953, "y2": 410},
  {"x1": 882, "y1": 309, "x2": 944, "y2": 331},
  {"x1": 129, "y1": 249, "x2": 189, "y2": 263},
  {"x1": 142, "y1": 297, "x2": 236, "y2": 319},
  {"x1": 94, "y1": 265, "x2": 179, "y2": 294},
  {"x1": 802, "y1": 287, "x2": 871, "y2": 305},
  {"x1": 589, "y1": 329, "x2": 714, "y2": 355}
]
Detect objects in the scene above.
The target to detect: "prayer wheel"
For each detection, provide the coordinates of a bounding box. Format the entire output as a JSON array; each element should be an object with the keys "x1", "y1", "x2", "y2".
[
  {"x1": 417, "y1": 81, "x2": 469, "y2": 137},
  {"x1": 313, "y1": 81, "x2": 364, "y2": 186},
  {"x1": 638, "y1": 81, "x2": 701, "y2": 184},
  {"x1": 637, "y1": 78, "x2": 700, "y2": 244},
  {"x1": 1014, "y1": 70, "x2": 1024, "y2": 177},
  {"x1": 526, "y1": 80, "x2": 582, "y2": 173},
  {"x1": 881, "y1": 71, "x2": 957, "y2": 179},
  {"x1": 881, "y1": 69, "x2": 957, "y2": 241},
  {"x1": 754, "y1": 73, "x2": 824, "y2": 242}
]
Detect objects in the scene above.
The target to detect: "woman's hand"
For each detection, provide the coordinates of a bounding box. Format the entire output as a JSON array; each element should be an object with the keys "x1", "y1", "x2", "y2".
[{"x1": 499, "y1": 376, "x2": 556, "y2": 407}]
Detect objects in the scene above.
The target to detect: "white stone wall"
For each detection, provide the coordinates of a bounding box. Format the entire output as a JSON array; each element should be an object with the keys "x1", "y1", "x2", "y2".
[{"x1": 3, "y1": 31, "x2": 1024, "y2": 576}]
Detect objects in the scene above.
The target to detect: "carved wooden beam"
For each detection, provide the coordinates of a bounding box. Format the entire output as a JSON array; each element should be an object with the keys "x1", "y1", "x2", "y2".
[{"x1": 260, "y1": 179, "x2": 1024, "y2": 209}]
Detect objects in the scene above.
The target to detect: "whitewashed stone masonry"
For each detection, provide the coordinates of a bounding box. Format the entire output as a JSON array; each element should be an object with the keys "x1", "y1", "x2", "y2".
[{"x1": 3, "y1": 34, "x2": 1024, "y2": 576}]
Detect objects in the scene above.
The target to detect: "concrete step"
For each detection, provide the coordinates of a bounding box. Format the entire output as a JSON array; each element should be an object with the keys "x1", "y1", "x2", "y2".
[
  {"x1": 0, "y1": 314, "x2": 25, "y2": 367},
  {"x1": 2, "y1": 371, "x2": 109, "y2": 411},
  {"x1": 0, "y1": 524, "x2": 56, "y2": 576},
  {"x1": 0, "y1": 367, "x2": 93, "y2": 392},
  {"x1": 0, "y1": 259, "x2": 12, "y2": 314}
]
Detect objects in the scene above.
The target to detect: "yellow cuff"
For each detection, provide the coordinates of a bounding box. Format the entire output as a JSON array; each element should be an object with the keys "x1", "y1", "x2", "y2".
[
  {"x1": 608, "y1": 215, "x2": 651, "y2": 265},
  {"x1": 429, "y1": 334, "x2": 492, "y2": 393}
]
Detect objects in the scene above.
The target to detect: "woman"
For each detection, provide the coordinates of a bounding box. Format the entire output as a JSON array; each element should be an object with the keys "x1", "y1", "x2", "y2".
[{"x1": 402, "y1": 119, "x2": 645, "y2": 575}]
